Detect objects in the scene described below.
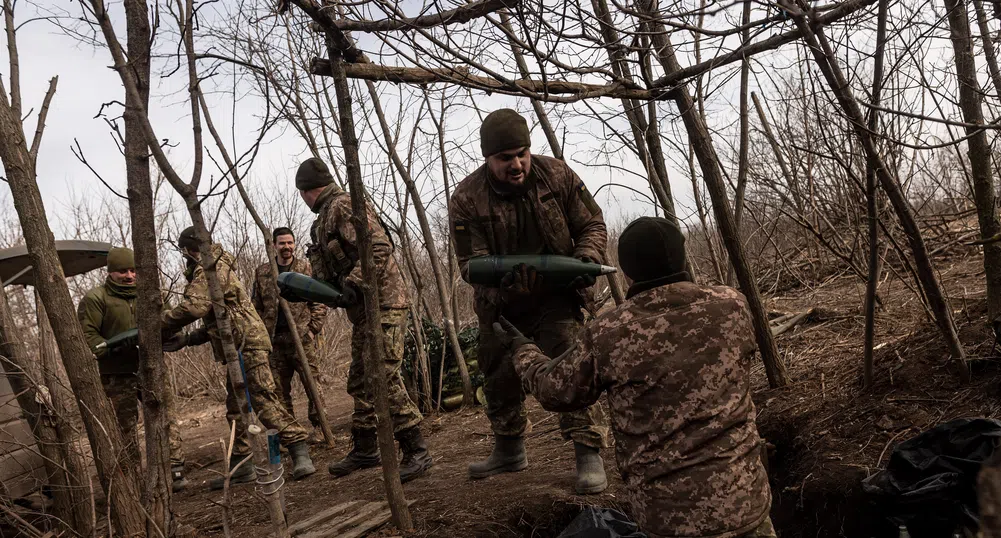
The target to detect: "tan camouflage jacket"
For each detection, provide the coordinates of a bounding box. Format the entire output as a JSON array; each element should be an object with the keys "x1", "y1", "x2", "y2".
[
  {"x1": 449, "y1": 155, "x2": 607, "y2": 321},
  {"x1": 162, "y1": 244, "x2": 272, "y2": 354},
  {"x1": 308, "y1": 185, "x2": 408, "y2": 323},
  {"x1": 513, "y1": 281, "x2": 772, "y2": 538},
  {"x1": 251, "y1": 256, "x2": 326, "y2": 339}
]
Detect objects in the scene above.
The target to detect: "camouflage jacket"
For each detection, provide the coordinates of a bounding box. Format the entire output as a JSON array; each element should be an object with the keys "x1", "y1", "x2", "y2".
[
  {"x1": 77, "y1": 278, "x2": 138, "y2": 375},
  {"x1": 449, "y1": 155, "x2": 607, "y2": 321},
  {"x1": 162, "y1": 244, "x2": 272, "y2": 354},
  {"x1": 251, "y1": 256, "x2": 326, "y2": 339},
  {"x1": 513, "y1": 281, "x2": 772, "y2": 538},
  {"x1": 308, "y1": 185, "x2": 408, "y2": 323}
]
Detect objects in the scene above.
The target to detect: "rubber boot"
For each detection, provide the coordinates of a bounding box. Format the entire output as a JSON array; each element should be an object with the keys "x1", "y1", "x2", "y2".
[
  {"x1": 468, "y1": 435, "x2": 528, "y2": 479},
  {"x1": 171, "y1": 464, "x2": 189, "y2": 493},
  {"x1": 209, "y1": 455, "x2": 255, "y2": 491},
  {"x1": 289, "y1": 441, "x2": 317, "y2": 480},
  {"x1": 574, "y1": 442, "x2": 608, "y2": 494},
  {"x1": 328, "y1": 427, "x2": 381, "y2": 477},
  {"x1": 396, "y1": 427, "x2": 433, "y2": 483}
]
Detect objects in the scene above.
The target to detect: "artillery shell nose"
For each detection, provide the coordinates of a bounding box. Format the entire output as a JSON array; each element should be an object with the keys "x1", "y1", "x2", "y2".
[{"x1": 599, "y1": 265, "x2": 618, "y2": 274}]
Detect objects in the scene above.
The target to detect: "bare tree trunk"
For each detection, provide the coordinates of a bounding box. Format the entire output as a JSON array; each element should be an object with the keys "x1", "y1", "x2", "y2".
[
  {"x1": 325, "y1": 37, "x2": 413, "y2": 530},
  {"x1": 637, "y1": 0, "x2": 789, "y2": 387},
  {"x1": 733, "y1": 0, "x2": 752, "y2": 234},
  {"x1": 122, "y1": 0, "x2": 173, "y2": 529},
  {"x1": 943, "y1": 0, "x2": 1001, "y2": 324},
  {"x1": 0, "y1": 288, "x2": 91, "y2": 535},
  {"x1": 363, "y1": 80, "x2": 474, "y2": 407},
  {"x1": 863, "y1": 0, "x2": 888, "y2": 389},
  {"x1": 973, "y1": 0, "x2": 1001, "y2": 102},
  {"x1": 782, "y1": 0, "x2": 970, "y2": 382}
]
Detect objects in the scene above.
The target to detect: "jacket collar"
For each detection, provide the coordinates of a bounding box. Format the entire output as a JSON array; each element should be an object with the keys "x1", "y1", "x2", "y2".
[
  {"x1": 626, "y1": 271, "x2": 692, "y2": 299},
  {"x1": 311, "y1": 184, "x2": 344, "y2": 214}
]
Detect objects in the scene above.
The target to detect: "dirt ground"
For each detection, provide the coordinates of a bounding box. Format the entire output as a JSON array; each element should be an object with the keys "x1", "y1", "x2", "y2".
[{"x1": 164, "y1": 241, "x2": 1001, "y2": 538}]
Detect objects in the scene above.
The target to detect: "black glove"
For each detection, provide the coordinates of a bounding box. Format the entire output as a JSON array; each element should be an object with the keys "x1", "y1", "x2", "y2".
[
  {"x1": 162, "y1": 333, "x2": 188, "y2": 353},
  {"x1": 334, "y1": 280, "x2": 361, "y2": 309},
  {"x1": 501, "y1": 263, "x2": 544, "y2": 295},
  {"x1": 569, "y1": 256, "x2": 598, "y2": 290},
  {"x1": 491, "y1": 316, "x2": 533, "y2": 355}
]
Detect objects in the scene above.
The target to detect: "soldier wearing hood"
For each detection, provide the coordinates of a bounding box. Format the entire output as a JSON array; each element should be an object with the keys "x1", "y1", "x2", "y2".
[
  {"x1": 161, "y1": 228, "x2": 317, "y2": 489},
  {"x1": 296, "y1": 158, "x2": 433, "y2": 483},
  {"x1": 448, "y1": 108, "x2": 610, "y2": 494},
  {"x1": 77, "y1": 247, "x2": 187, "y2": 491},
  {"x1": 497, "y1": 217, "x2": 776, "y2": 538}
]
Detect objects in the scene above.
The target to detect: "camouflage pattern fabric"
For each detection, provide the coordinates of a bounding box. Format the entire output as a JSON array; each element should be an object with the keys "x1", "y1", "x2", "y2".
[
  {"x1": 250, "y1": 257, "x2": 326, "y2": 340},
  {"x1": 347, "y1": 308, "x2": 422, "y2": 433},
  {"x1": 513, "y1": 282, "x2": 773, "y2": 538},
  {"x1": 307, "y1": 185, "x2": 408, "y2": 324},
  {"x1": 403, "y1": 318, "x2": 483, "y2": 408},
  {"x1": 270, "y1": 332, "x2": 323, "y2": 428},
  {"x1": 101, "y1": 374, "x2": 184, "y2": 467},
  {"x1": 479, "y1": 296, "x2": 608, "y2": 448},
  {"x1": 449, "y1": 154, "x2": 608, "y2": 320},
  {"x1": 227, "y1": 349, "x2": 309, "y2": 456}
]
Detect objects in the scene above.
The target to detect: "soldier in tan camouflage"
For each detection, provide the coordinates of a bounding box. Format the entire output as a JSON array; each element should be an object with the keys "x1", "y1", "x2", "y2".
[
  {"x1": 295, "y1": 158, "x2": 432, "y2": 483},
  {"x1": 449, "y1": 108, "x2": 610, "y2": 494},
  {"x1": 161, "y1": 228, "x2": 317, "y2": 489},
  {"x1": 495, "y1": 216, "x2": 777, "y2": 538},
  {"x1": 251, "y1": 227, "x2": 327, "y2": 442},
  {"x1": 77, "y1": 247, "x2": 188, "y2": 492}
]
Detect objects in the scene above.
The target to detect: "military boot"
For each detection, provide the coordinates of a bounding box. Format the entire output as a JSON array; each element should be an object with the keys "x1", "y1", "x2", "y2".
[
  {"x1": 396, "y1": 427, "x2": 433, "y2": 483},
  {"x1": 468, "y1": 435, "x2": 528, "y2": 479},
  {"x1": 209, "y1": 455, "x2": 255, "y2": 491},
  {"x1": 574, "y1": 442, "x2": 608, "y2": 494},
  {"x1": 171, "y1": 464, "x2": 189, "y2": 493},
  {"x1": 328, "y1": 427, "x2": 380, "y2": 478},
  {"x1": 289, "y1": 441, "x2": 317, "y2": 480}
]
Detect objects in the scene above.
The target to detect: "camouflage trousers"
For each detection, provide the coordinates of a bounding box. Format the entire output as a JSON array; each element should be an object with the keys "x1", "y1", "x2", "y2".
[
  {"x1": 478, "y1": 299, "x2": 610, "y2": 448},
  {"x1": 101, "y1": 374, "x2": 185, "y2": 468},
  {"x1": 269, "y1": 331, "x2": 323, "y2": 429},
  {"x1": 738, "y1": 517, "x2": 777, "y2": 538},
  {"x1": 226, "y1": 349, "x2": 309, "y2": 456},
  {"x1": 348, "y1": 308, "x2": 423, "y2": 433}
]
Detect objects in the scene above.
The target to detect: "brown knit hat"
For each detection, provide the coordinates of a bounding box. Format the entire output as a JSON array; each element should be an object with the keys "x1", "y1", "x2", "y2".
[
  {"x1": 295, "y1": 158, "x2": 335, "y2": 190},
  {"x1": 618, "y1": 217, "x2": 686, "y2": 283},
  {"x1": 106, "y1": 247, "x2": 135, "y2": 273},
  {"x1": 480, "y1": 109, "x2": 531, "y2": 157}
]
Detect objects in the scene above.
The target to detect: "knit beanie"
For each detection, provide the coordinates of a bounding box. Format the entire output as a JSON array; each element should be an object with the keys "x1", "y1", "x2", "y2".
[
  {"x1": 295, "y1": 158, "x2": 335, "y2": 190},
  {"x1": 617, "y1": 217, "x2": 686, "y2": 283},
  {"x1": 480, "y1": 109, "x2": 531, "y2": 157},
  {"x1": 106, "y1": 247, "x2": 135, "y2": 273},
  {"x1": 177, "y1": 226, "x2": 200, "y2": 251}
]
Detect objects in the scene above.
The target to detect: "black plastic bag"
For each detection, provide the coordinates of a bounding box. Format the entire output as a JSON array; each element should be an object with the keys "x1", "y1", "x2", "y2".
[
  {"x1": 862, "y1": 417, "x2": 1001, "y2": 536},
  {"x1": 556, "y1": 507, "x2": 647, "y2": 538}
]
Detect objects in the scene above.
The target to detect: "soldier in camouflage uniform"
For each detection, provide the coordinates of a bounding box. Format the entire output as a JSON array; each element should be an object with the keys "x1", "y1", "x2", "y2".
[
  {"x1": 77, "y1": 247, "x2": 188, "y2": 492},
  {"x1": 295, "y1": 158, "x2": 432, "y2": 483},
  {"x1": 449, "y1": 108, "x2": 610, "y2": 494},
  {"x1": 496, "y1": 217, "x2": 776, "y2": 538},
  {"x1": 161, "y1": 228, "x2": 317, "y2": 488},
  {"x1": 251, "y1": 227, "x2": 327, "y2": 442}
]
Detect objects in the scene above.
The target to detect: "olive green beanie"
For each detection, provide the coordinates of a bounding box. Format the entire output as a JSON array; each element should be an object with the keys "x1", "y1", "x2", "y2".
[
  {"x1": 295, "y1": 158, "x2": 335, "y2": 190},
  {"x1": 106, "y1": 247, "x2": 135, "y2": 273},
  {"x1": 480, "y1": 109, "x2": 531, "y2": 157},
  {"x1": 177, "y1": 226, "x2": 199, "y2": 251}
]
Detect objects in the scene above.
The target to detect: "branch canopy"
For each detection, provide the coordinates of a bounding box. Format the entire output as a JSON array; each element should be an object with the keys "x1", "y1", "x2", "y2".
[{"x1": 334, "y1": 0, "x2": 519, "y2": 32}]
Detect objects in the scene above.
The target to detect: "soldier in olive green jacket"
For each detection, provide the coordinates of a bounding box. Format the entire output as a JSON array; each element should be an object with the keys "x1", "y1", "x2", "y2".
[{"x1": 77, "y1": 247, "x2": 188, "y2": 492}]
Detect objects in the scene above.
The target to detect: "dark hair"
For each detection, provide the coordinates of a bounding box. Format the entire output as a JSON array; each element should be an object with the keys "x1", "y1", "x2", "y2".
[{"x1": 272, "y1": 227, "x2": 295, "y2": 242}]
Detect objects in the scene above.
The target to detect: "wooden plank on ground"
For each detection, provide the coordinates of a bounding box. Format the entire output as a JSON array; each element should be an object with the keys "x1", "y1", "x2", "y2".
[
  {"x1": 338, "y1": 507, "x2": 394, "y2": 538},
  {"x1": 298, "y1": 501, "x2": 384, "y2": 538},
  {"x1": 288, "y1": 500, "x2": 364, "y2": 535}
]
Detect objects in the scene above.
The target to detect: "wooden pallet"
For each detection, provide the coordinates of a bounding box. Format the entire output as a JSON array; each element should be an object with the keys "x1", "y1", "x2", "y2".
[{"x1": 289, "y1": 499, "x2": 414, "y2": 538}]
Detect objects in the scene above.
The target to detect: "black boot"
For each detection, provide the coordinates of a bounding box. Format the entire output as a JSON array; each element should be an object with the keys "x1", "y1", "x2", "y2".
[
  {"x1": 328, "y1": 427, "x2": 380, "y2": 478},
  {"x1": 289, "y1": 441, "x2": 317, "y2": 480},
  {"x1": 396, "y1": 427, "x2": 433, "y2": 483},
  {"x1": 209, "y1": 455, "x2": 255, "y2": 491},
  {"x1": 171, "y1": 464, "x2": 189, "y2": 493},
  {"x1": 468, "y1": 435, "x2": 528, "y2": 479},
  {"x1": 574, "y1": 442, "x2": 608, "y2": 494}
]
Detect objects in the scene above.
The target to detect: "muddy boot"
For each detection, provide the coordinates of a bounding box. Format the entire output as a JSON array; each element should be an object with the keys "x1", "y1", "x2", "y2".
[
  {"x1": 171, "y1": 465, "x2": 189, "y2": 493},
  {"x1": 574, "y1": 442, "x2": 608, "y2": 494},
  {"x1": 396, "y1": 427, "x2": 433, "y2": 483},
  {"x1": 468, "y1": 435, "x2": 528, "y2": 479},
  {"x1": 289, "y1": 441, "x2": 317, "y2": 480},
  {"x1": 328, "y1": 427, "x2": 380, "y2": 478},
  {"x1": 209, "y1": 455, "x2": 255, "y2": 491}
]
